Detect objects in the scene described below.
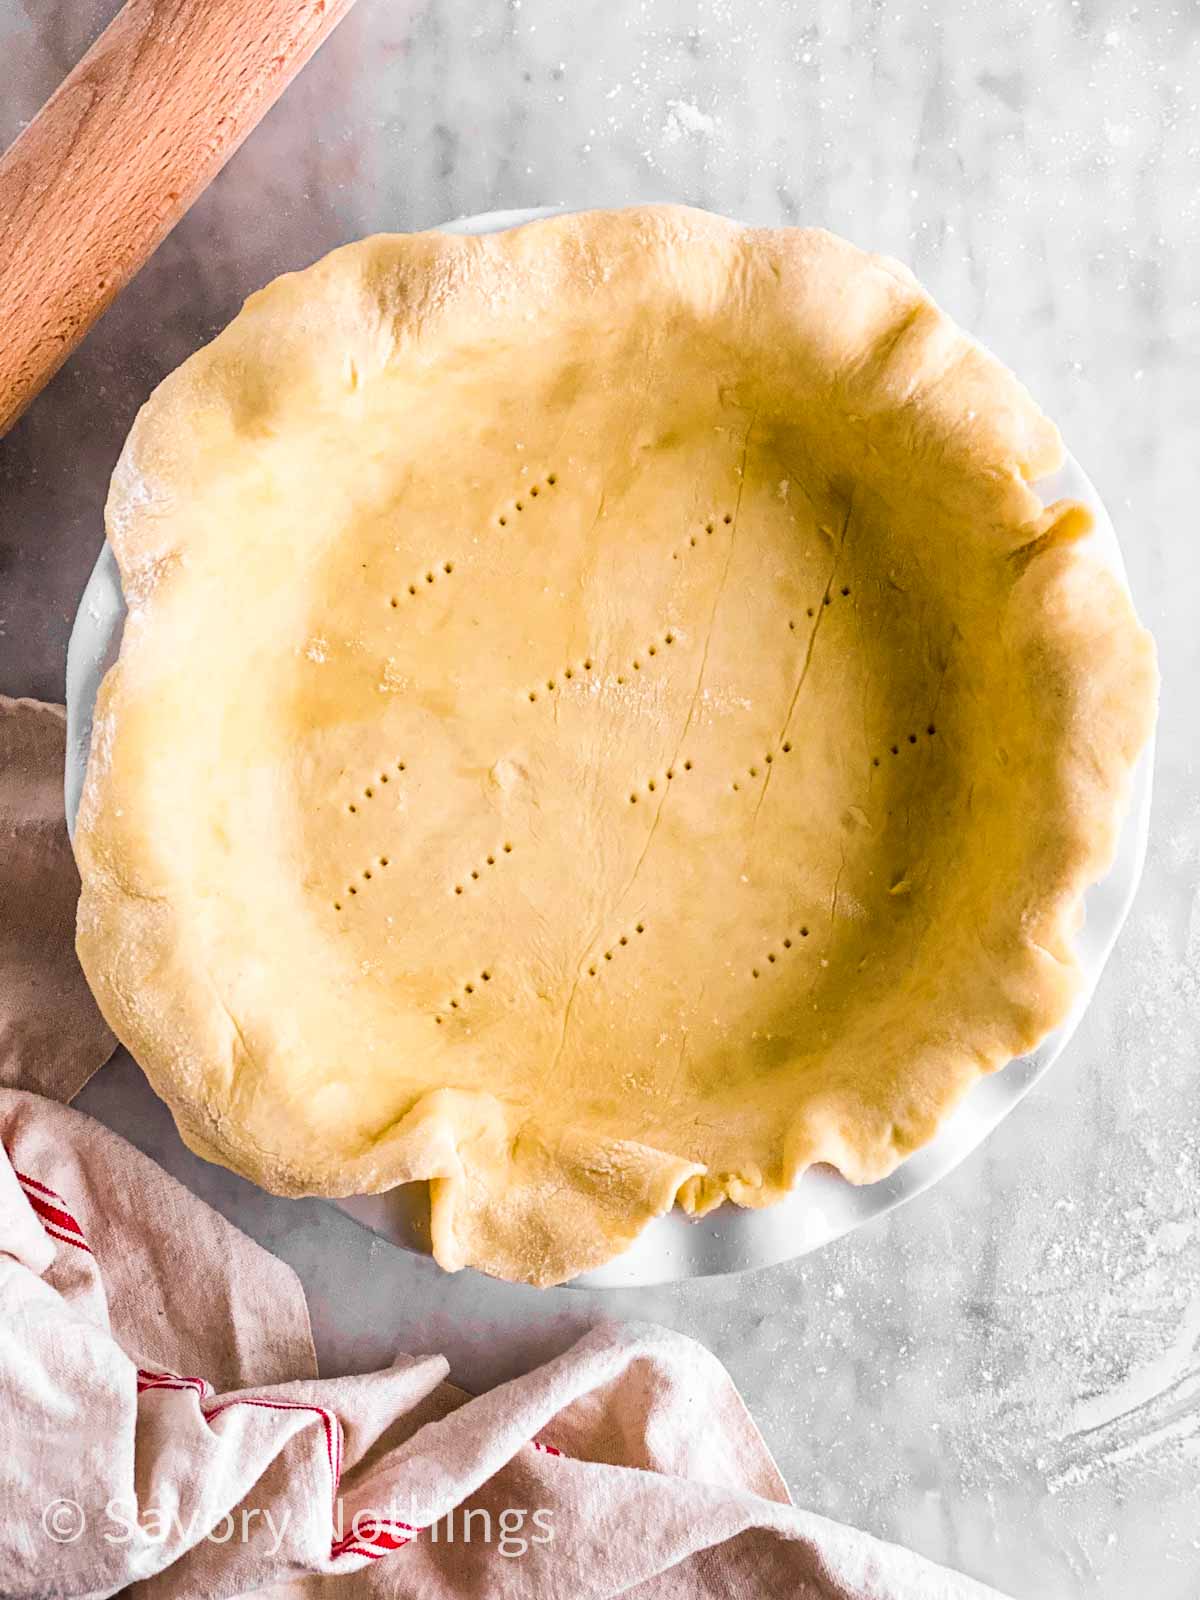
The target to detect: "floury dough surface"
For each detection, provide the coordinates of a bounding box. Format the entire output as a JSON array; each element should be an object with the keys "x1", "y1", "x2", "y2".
[{"x1": 74, "y1": 207, "x2": 1153, "y2": 1285}]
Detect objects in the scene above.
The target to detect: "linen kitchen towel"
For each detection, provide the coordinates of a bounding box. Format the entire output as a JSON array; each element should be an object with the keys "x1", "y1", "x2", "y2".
[
  {"x1": 0, "y1": 695, "x2": 114, "y2": 1100},
  {"x1": 1, "y1": 1091, "x2": 1008, "y2": 1599}
]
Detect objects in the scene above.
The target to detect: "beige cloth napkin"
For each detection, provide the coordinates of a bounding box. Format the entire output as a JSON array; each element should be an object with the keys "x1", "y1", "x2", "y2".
[
  {"x1": 0, "y1": 696, "x2": 115, "y2": 1097},
  {"x1": 0, "y1": 695, "x2": 1009, "y2": 1598}
]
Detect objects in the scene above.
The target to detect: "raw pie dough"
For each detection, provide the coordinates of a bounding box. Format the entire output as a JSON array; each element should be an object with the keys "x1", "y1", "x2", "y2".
[{"x1": 76, "y1": 206, "x2": 1157, "y2": 1286}]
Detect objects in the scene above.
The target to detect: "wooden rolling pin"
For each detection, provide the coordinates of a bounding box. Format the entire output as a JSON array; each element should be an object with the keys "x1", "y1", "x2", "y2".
[{"x1": 0, "y1": 0, "x2": 360, "y2": 436}]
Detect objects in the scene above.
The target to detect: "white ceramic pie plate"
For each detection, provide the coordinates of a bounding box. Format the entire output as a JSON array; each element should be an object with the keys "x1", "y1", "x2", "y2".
[{"x1": 65, "y1": 206, "x2": 1153, "y2": 1288}]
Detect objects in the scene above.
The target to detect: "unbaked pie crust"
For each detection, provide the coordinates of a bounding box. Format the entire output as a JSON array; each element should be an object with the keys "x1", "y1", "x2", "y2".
[{"x1": 75, "y1": 206, "x2": 1157, "y2": 1285}]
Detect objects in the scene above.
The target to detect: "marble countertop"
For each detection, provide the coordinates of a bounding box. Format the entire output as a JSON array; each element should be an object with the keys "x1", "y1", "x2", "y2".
[{"x1": 3, "y1": 2, "x2": 1198, "y2": 1595}]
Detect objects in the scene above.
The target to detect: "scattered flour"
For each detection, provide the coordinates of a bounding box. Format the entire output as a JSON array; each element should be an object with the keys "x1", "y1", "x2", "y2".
[
  {"x1": 662, "y1": 98, "x2": 718, "y2": 144},
  {"x1": 378, "y1": 659, "x2": 408, "y2": 694}
]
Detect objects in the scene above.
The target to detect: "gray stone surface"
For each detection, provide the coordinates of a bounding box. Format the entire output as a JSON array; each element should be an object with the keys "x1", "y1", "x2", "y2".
[{"x1": 2, "y1": 3, "x2": 1198, "y2": 1595}]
